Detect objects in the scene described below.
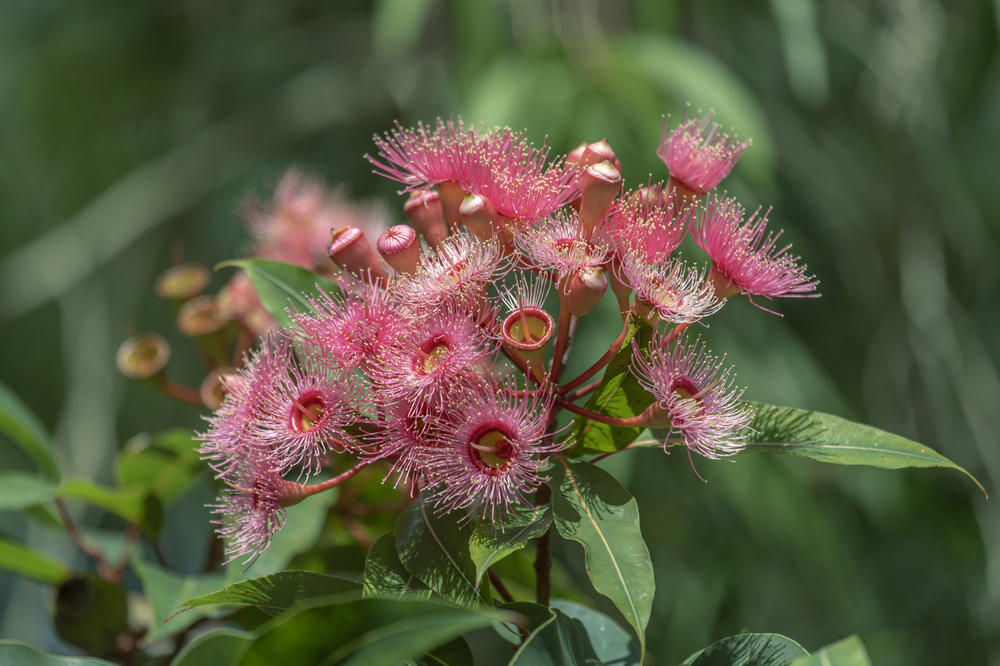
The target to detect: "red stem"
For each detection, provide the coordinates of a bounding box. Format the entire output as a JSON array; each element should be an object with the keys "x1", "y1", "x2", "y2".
[
  {"x1": 299, "y1": 460, "x2": 372, "y2": 497},
  {"x1": 159, "y1": 377, "x2": 202, "y2": 406},
  {"x1": 564, "y1": 377, "x2": 602, "y2": 402},
  {"x1": 555, "y1": 397, "x2": 646, "y2": 428},
  {"x1": 549, "y1": 298, "x2": 572, "y2": 383},
  {"x1": 559, "y1": 315, "x2": 630, "y2": 394}
]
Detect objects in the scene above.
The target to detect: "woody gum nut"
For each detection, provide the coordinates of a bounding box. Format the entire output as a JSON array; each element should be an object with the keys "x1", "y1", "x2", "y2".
[
  {"x1": 155, "y1": 264, "x2": 210, "y2": 303},
  {"x1": 116, "y1": 333, "x2": 170, "y2": 380},
  {"x1": 329, "y1": 227, "x2": 389, "y2": 281},
  {"x1": 377, "y1": 225, "x2": 421, "y2": 274},
  {"x1": 404, "y1": 190, "x2": 448, "y2": 248}
]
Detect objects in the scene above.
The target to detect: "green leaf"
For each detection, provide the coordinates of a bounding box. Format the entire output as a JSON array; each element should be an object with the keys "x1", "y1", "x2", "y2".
[
  {"x1": 57, "y1": 479, "x2": 160, "y2": 533},
  {"x1": 394, "y1": 494, "x2": 486, "y2": 607},
  {"x1": 0, "y1": 535, "x2": 71, "y2": 584},
  {"x1": 681, "y1": 633, "x2": 810, "y2": 665},
  {"x1": 235, "y1": 597, "x2": 513, "y2": 666},
  {"x1": 137, "y1": 485, "x2": 338, "y2": 640},
  {"x1": 549, "y1": 458, "x2": 653, "y2": 660},
  {"x1": 551, "y1": 600, "x2": 641, "y2": 666},
  {"x1": 169, "y1": 628, "x2": 254, "y2": 666},
  {"x1": 504, "y1": 602, "x2": 601, "y2": 665},
  {"x1": 217, "y1": 258, "x2": 340, "y2": 328},
  {"x1": 363, "y1": 533, "x2": 432, "y2": 600},
  {"x1": 0, "y1": 472, "x2": 58, "y2": 510},
  {"x1": 468, "y1": 503, "x2": 551, "y2": 584},
  {"x1": 115, "y1": 429, "x2": 203, "y2": 504},
  {"x1": 791, "y1": 636, "x2": 871, "y2": 666},
  {"x1": 415, "y1": 637, "x2": 475, "y2": 666},
  {"x1": 0, "y1": 382, "x2": 60, "y2": 479},
  {"x1": 746, "y1": 402, "x2": 987, "y2": 496},
  {"x1": 0, "y1": 640, "x2": 116, "y2": 665},
  {"x1": 182, "y1": 570, "x2": 358, "y2": 614},
  {"x1": 569, "y1": 316, "x2": 654, "y2": 456}
]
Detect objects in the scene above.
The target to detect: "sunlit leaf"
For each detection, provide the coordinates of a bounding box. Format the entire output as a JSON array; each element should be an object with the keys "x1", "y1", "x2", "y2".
[
  {"x1": 746, "y1": 402, "x2": 986, "y2": 496},
  {"x1": 551, "y1": 599, "x2": 641, "y2": 666},
  {"x1": 169, "y1": 628, "x2": 253, "y2": 666},
  {"x1": 363, "y1": 533, "x2": 431, "y2": 600},
  {"x1": 504, "y1": 601, "x2": 601, "y2": 665},
  {"x1": 569, "y1": 316, "x2": 654, "y2": 456},
  {"x1": 468, "y1": 503, "x2": 550, "y2": 584},
  {"x1": 0, "y1": 472, "x2": 58, "y2": 510},
  {"x1": 791, "y1": 635, "x2": 871, "y2": 666},
  {"x1": 395, "y1": 494, "x2": 486, "y2": 607},
  {"x1": 681, "y1": 633, "x2": 809, "y2": 665},
  {"x1": 216, "y1": 258, "x2": 339, "y2": 328},
  {"x1": 182, "y1": 570, "x2": 358, "y2": 614},
  {"x1": 549, "y1": 458, "x2": 653, "y2": 660}
]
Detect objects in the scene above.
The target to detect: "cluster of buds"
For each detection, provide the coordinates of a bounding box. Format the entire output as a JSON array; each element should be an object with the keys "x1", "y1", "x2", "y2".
[
  {"x1": 116, "y1": 171, "x2": 388, "y2": 416},
  {"x1": 194, "y1": 112, "x2": 819, "y2": 563}
]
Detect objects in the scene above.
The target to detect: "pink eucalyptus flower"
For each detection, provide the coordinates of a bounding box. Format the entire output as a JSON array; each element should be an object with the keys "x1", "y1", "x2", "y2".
[
  {"x1": 196, "y1": 332, "x2": 292, "y2": 478},
  {"x1": 367, "y1": 398, "x2": 449, "y2": 493},
  {"x1": 619, "y1": 255, "x2": 724, "y2": 324},
  {"x1": 424, "y1": 378, "x2": 559, "y2": 523},
  {"x1": 209, "y1": 450, "x2": 290, "y2": 565},
  {"x1": 514, "y1": 210, "x2": 609, "y2": 285},
  {"x1": 369, "y1": 305, "x2": 498, "y2": 413},
  {"x1": 253, "y1": 354, "x2": 362, "y2": 477},
  {"x1": 692, "y1": 196, "x2": 819, "y2": 311},
  {"x1": 597, "y1": 183, "x2": 692, "y2": 263},
  {"x1": 291, "y1": 278, "x2": 403, "y2": 370},
  {"x1": 395, "y1": 232, "x2": 508, "y2": 312},
  {"x1": 631, "y1": 333, "x2": 754, "y2": 460},
  {"x1": 365, "y1": 118, "x2": 474, "y2": 191},
  {"x1": 657, "y1": 112, "x2": 750, "y2": 196}
]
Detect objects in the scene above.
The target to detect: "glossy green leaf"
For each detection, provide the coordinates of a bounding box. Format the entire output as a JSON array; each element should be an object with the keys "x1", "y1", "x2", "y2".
[
  {"x1": 115, "y1": 429, "x2": 203, "y2": 504},
  {"x1": 182, "y1": 570, "x2": 358, "y2": 614},
  {"x1": 468, "y1": 503, "x2": 550, "y2": 584},
  {"x1": 0, "y1": 382, "x2": 60, "y2": 479},
  {"x1": 504, "y1": 601, "x2": 601, "y2": 665},
  {"x1": 235, "y1": 597, "x2": 513, "y2": 666},
  {"x1": 791, "y1": 635, "x2": 871, "y2": 666},
  {"x1": 0, "y1": 640, "x2": 115, "y2": 665},
  {"x1": 747, "y1": 402, "x2": 986, "y2": 496},
  {"x1": 137, "y1": 485, "x2": 337, "y2": 640},
  {"x1": 169, "y1": 628, "x2": 254, "y2": 666},
  {"x1": 0, "y1": 472, "x2": 58, "y2": 510},
  {"x1": 681, "y1": 633, "x2": 810, "y2": 665},
  {"x1": 394, "y1": 494, "x2": 485, "y2": 607},
  {"x1": 569, "y1": 316, "x2": 654, "y2": 456},
  {"x1": 363, "y1": 533, "x2": 431, "y2": 600},
  {"x1": 0, "y1": 535, "x2": 71, "y2": 584},
  {"x1": 549, "y1": 458, "x2": 653, "y2": 660},
  {"x1": 414, "y1": 637, "x2": 475, "y2": 666},
  {"x1": 551, "y1": 599, "x2": 641, "y2": 666},
  {"x1": 217, "y1": 258, "x2": 340, "y2": 328}
]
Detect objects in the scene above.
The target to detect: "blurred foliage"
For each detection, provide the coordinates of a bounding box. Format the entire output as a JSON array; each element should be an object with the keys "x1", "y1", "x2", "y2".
[{"x1": 0, "y1": 0, "x2": 997, "y2": 663}]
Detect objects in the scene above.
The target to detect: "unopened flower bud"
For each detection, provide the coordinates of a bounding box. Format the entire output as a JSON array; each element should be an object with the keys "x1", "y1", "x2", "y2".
[
  {"x1": 580, "y1": 161, "x2": 622, "y2": 239},
  {"x1": 328, "y1": 227, "x2": 388, "y2": 281},
  {"x1": 435, "y1": 180, "x2": 467, "y2": 232},
  {"x1": 563, "y1": 266, "x2": 607, "y2": 316},
  {"x1": 155, "y1": 264, "x2": 210, "y2": 303},
  {"x1": 404, "y1": 190, "x2": 448, "y2": 248},
  {"x1": 377, "y1": 225, "x2": 421, "y2": 274},
  {"x1": 116, "y1": 333, "x2": 170, "y2": 380},
  {"x1": 459, "y1": 194, "x2": 498, "y2": 241},
  {"x1": 581, "y1": 139, "x2": 620, "y2": 170},
  {"x1": 566, "y1": 142, "x2": 588, "y2": 165}
]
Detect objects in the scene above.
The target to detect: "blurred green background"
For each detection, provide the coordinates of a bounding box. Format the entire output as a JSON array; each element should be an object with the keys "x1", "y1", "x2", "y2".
[{"x1": 1, "y1": 0, "x2": 997, "y2": 663}]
